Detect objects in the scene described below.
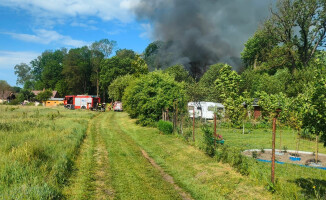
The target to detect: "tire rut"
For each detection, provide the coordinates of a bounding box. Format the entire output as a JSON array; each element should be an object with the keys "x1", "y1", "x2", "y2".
[{"x1": 110, "y1": 113, "x2": 193, "y2": 200}]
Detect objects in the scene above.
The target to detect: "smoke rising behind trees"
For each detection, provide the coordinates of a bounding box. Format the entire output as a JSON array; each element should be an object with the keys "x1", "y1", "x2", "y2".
[{"x1": 134, "y1": 0, "x2": 273, "y2": 77}]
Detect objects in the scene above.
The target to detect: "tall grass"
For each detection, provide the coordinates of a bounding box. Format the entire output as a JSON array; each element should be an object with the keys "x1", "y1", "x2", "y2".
[{"x1": 0, "y1": 106, "x2": 96, "y2": 199}]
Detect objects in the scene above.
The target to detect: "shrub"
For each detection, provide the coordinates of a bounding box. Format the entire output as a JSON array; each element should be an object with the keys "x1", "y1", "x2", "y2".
[
  {"x1": 202, "y1": 125, "x2": 215, "y2": 157},
  {"x1": 157, "y1": 120, "x2": 173, "y2": 135},
  {"x1": 123, "y1": 71, "x2": 187, "y2": 125}
]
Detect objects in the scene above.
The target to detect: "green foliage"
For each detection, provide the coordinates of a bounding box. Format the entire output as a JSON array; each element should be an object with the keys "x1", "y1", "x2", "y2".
[
  {"x1": 14, "y1": 63, "x2": 33, "y2": 86},
  {"x1": 157, "y1": 120, "x2": 173, "y2": 135},
  {"x1": 131, "y1": 55, "x2": 149, "y2": 77},
  {"x1": 0, "y1": 107, "x2": 91, "y2": 198},
  {"x1": 243, "y1": 0, "x2": 326, "y2": 71},
  {"x1": 198, "y1": 63, "x2": 224, "y2": 102},
  {"x1": 303, "y1": 75, "x2": 326, "y2": 145},
  {"x1": 62, "y1": 46, "x2": 92, "y2": 95},
  {"x1": 202, "y1": 125, "x2": 215, "y2": 157},
  {"x1": 100, "y1": 55, "x2": 133, "y2": 97},
  {"x1": 215, "y1": 64, "x2": 241, "y2": 102},
  {"x1": 163, "y1": 64, "x2": 192, "y2": 83},
  {"x1": 216, "y1": 146, "x2": 250, "y2": 176},
  {"x1": 116, "y1": 49, "x2": 136, "y2": 60},
  {"x1": 17, "y1": 89, "x2": 35, "y2": 102},
  {"x1": 108, "y1": 75, "x2": 132, "y2": 101},
  {"x1": 241, "y1": 28, "x2": 277, "y2": 68},
  {"x1": 123, "y1": 71, "x2": 187, "y2": 126},
  {"x1": 36, "y1": 90, "x2": 53, "y2": 102},
  {"x1": 214, "y1": 64, "x2": 246, "y2": 124},
  {"x1": 143, "y1": 41, "x2": 165, "y2": 70}
]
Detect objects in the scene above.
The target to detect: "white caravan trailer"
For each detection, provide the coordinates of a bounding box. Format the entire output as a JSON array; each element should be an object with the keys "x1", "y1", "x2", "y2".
[{"x1": 188, "y1": 102, "x2": 225, "y2": 119}]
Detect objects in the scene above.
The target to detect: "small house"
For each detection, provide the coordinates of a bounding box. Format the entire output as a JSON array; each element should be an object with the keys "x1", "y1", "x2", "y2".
[
  {"x1": 243, "y1": 98, "x2": 262, "y2": 119},
  {"x1": 0, "y1": 91, "x2": 15, "y2": 103},
  {"x1": 253, "y1": 98, "x2": 261, "y2": 119},
  {"x1": 32, "y1": 90, "x2": 59, "y2": 98},
  {"x1": 45, "y1": 98, "x2": 64, "y2": 107},
  {"x1": 188, "y1": 102, "x2": 225, "y2": 119}
]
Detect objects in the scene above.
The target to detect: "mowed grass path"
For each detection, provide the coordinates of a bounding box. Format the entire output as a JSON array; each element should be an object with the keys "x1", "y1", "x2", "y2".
[{"x1": 64, "y1": 112, "x2": 182, "y2": 200}]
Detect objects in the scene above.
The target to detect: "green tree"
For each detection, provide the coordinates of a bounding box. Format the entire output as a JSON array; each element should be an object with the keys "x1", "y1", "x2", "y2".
[
  {"x1": 17, "y1": 89, "x2": 35, "y2": 102},
  {"x1": 199, "y1": 63, "x2": 224, "y2": 102},
  {"x1": 123, "y1": 71, "x2": 187, "y2": 126},
  {"x1": 29, "y1": 49, "x2": 67, "y2": 90},
  {"x1": 108, "y1": 75, "x2": 133, "y2": 101},
  {"x1": 62, "y1": 46, "x2": 92, "y2": 95},
  {"x1": 241, "y1": 28, "x2": 277, "y2": 68},
  {"x1": 214, "y1": 65, "x2": 243, "y2": 124},
  {"x1": 243, "y1": 0, "x2": 326, "y2": 71},
  {"x1": 303, "y1": 76, "x2": 326, "y2": 146},
  {"x1": 116, "y1": 49, "x2": 136, "y2": 60},
  {"x1": 100, "y1": 55, "x2": 134, "y2": 101},
  {"x1": 36, "y1": 90, "x2": 53, "y2": 102},
  {"x1": 90, "y1": 39, "x2": 116, "y2": 96},
  {"x1": 163, "y1": 64, "x2": 192, "y2": 83},
  {"x1": 143, "y1": 41, "x2": 165, "y2": 70},
  {"x1": 131, "y1": 55, "x2": 149, "y2": 77},
  {"x1": 14, "y1": 63, "x2": 33, "y2": 86},
  {"x1": 90, "y1": 39, "x2": 117, "y2": 58}
]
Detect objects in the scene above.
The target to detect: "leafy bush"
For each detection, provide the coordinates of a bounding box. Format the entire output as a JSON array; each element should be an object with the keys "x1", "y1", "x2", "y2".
[
  {"x1": 215, "y1": 146, "x2": 250, "y2": 175},
  {"x1": 202, "y1": 125, "x2": 215, "y2": 157},
  {"x1": 157, "y1": 120, "x2": 173, "y2": 135},
  {"x1": 108, "y1": 74, "x2": 132, "y2": 101},
  {"x1": 123, "y1": 71, "x2": 187, "y2": 126}
]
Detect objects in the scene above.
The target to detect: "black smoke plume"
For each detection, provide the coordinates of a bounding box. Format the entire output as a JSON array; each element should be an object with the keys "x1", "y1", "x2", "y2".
[{"x1": 134, "y1": 0, "x2": 273, "y2": 78}]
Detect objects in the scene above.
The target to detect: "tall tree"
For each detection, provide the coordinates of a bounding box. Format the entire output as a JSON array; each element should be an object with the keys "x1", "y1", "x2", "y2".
[
  {"x1": 243, "y1": 0, "x2": 326, "y2": 71},
  {"x1": 62, "y1": 46, "x2": 92, "y2": 95},
  {"x1": 90, "y1": 39, "x2": 117, "y2": 96},
  {"x1": 0, "y1": 80, "x2": 11, "y2": 100},
  {"x1": 14, "y1": 63, "x2": 33, "y2": 86}
]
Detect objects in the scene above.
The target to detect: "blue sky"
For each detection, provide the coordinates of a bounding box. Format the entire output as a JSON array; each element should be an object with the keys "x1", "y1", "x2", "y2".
[{"x1": 0, "y1": 0, "x2": 150, "y2": 86}]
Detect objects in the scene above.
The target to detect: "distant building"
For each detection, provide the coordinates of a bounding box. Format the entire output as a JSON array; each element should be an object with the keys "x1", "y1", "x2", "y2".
[
  {"x1": 252, "y1": 98, "x2": 261, "y2": 119},
  {"x1": 0, "y1": 91, "x2": 15, "y2": 103},
  {"x1": 32, "y1": 90, "x2": 59, "y2": 98},
  {"x1": 45, "y1": 98, "x2": 64, "y2": 107}
]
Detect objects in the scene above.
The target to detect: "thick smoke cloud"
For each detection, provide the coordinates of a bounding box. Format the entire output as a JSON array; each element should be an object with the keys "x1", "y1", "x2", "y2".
[{"x1": 134, "y1": 0, "x2": 273, "y2": 77}]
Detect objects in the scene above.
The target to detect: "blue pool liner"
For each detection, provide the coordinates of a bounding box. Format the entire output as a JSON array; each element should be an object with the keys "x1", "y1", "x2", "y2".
[{"x1": 256, "y1": 159, "x2": 326, "y2": 170}]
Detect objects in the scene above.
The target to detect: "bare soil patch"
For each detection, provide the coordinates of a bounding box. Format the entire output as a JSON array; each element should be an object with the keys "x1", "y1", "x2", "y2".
[
  {"x1": 243, "y1": 149, "x2": 326, "y2": 167},
  {"x1": 140, "y1": 149, "x2": 193, "y2": 200}
]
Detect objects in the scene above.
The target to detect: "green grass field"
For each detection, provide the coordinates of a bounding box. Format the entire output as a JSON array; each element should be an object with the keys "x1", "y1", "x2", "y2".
[
  {"x1": 0, "y1": 106, "x2": 97, "y2": 199},
  {"x1": 0, "y1": 106, "x2": 325, "y2": 199}
]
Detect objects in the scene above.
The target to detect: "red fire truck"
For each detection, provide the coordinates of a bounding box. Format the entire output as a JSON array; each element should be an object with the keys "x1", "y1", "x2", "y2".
[{"x1": 64, "y1": 95, "x2": 100, "y2": 110}]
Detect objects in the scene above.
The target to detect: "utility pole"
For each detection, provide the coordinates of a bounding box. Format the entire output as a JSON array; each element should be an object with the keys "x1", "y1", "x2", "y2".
[
  {"x1": 193, "y1": 106, "x2": 195, "y2": 142},
  {"x1": 214, "y1": 113, "x2": 217, "y2": 148},
  {"x1": 271, "y1": 108, "x2": 281, "y2": 184}
]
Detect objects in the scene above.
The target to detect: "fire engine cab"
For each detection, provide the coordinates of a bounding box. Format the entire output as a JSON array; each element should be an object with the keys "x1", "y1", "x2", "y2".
[{"x1": 64, "y1": 95, "x2": 100, "y2": 110}]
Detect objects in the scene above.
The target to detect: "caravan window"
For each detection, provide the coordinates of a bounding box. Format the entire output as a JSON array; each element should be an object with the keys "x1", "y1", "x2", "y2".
[{"x1": 208, "y1": 106, "x2": 216, "y2": 112}]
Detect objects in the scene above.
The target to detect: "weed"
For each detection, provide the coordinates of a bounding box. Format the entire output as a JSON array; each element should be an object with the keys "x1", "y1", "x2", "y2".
[
  {"x1": 157, "y1": 120, "x2": 173, "y2": 134},
  {"x1": 252, "y1": 151, "x2": 258, "y2": 159}
]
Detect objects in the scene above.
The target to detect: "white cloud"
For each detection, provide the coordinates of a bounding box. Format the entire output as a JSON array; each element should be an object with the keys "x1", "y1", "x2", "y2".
[
  {"x1": 70, "y1": 22, "x2": 98, "y2": 30},
  {"x1": 0, "y1": 51, "x2": 40, "y2": 70},
  {"x1": 139, "y1": 23, "x2": 152, "y2": 39},
  {"x1": 0, "y1": 0, "x2": 140, "y2": 23},
  {"x1": 2, "y1": 29, "x2": 89, "y2": 47}
]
